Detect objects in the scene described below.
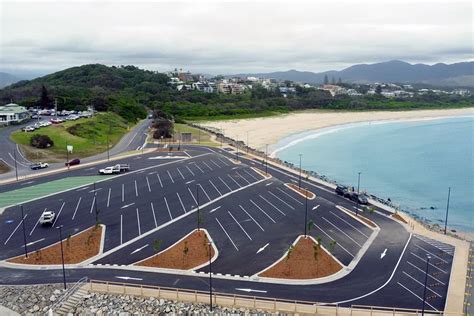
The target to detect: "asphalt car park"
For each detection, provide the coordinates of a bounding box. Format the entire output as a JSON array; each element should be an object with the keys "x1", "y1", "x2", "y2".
[{"x1": 0, "y1": 145, "x2": 456, "y2": 312}]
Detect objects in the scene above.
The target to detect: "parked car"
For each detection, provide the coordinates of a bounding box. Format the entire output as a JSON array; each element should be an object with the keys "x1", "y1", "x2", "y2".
[
  {"x1": 50, "y1": 118, "x2": 63, "y2": 124},
  {"x1": 22, "y1": 126, "x2": 36, "y2": 132},
  {"x1": 65, "y1": 158, "x2": 80, "y2": 166},
  {"x1": 30, "y1": 162, "x2": 49, "y2": 170},
  {"x1": 39, "y1": 210, "x2": 56, "y2": 225},
  {"x1": 335, "y1": 185, "x2": 348, "y2": 196},
  {"x1": 99, "y1": 165, "x2": 120, "y2": 175},
  {"x1": 31, "y1": 114, "x2": 41, "y2": 119},
  {"x1": 349, "y1": 192, "x2": 369, "y2": 205}
]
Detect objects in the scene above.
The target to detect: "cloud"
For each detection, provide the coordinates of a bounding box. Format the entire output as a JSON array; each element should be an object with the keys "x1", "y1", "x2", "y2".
[{"x1": 0, "y1": 0, "x2": 472, "y2": 75}]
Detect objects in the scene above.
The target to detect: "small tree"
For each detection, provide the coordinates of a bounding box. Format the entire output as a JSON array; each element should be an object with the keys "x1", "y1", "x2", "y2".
[
  {"x1": 66, "y1": 234, "x2": 71, "y2": 247},
  {"x1": 153, "y1": 239, "x2": 163, "y2": 253},
  {"x1": 30, "y1": 134, "x2": 54, "y2": 148},
  {"x1": 313, "y1": 244, "x2": 319, "y2": 261},
  {"x1": 329, "y1": 240, "x2": 337, "y2": 254},
  {"x1": 307, "y1": 219, "x2": 314, "y2": 236},
  {"x1": 183, "y1": 241, "x2": 189, "y2": 265}
]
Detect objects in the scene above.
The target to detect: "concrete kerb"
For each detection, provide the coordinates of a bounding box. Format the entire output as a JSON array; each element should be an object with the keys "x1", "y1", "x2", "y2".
[{"x1": 336, "y1": 205, "x2": 379, "y2": 230}]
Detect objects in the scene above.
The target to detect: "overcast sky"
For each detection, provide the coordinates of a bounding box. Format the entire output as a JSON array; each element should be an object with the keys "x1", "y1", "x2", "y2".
[{"x1": 0, "y1": 0, "x2": 472, "y2": 76}]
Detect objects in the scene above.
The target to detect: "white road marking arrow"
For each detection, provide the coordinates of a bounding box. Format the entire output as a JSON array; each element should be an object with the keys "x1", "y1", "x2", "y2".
[
  {"x1": 131, "y1": 244, "x2": 149, "y2": 254},
  {"x1": 115, "y1": 276, "x2": 143, "y2": 281},
  {"x1": 380, "y1": 248, "x2": 387, "y2": 259},
  {"x1": 25, "y1": 238, "x2": 45, "y2": 247},
  {"x1": 186, "y1": 180, "x2": 195, "y2": 185},
  {"x1": 235, "y1": 288, "x2": 267, "y2": 293},
  {"x1": 265, "y1": 182, "x2": 273, "y2": 186},
  {"x1": 121, "y1": 203, "x2": 135, "y2": 209},
  {"x1": 210, "y1": 206, "x2": 221, "y2": 213},
  {"x1": 312, "y1": 205, "x2": 320, "y2": 210},
  {"x1": 256, "y1": 243, "x2": 269, "y2": 254}
]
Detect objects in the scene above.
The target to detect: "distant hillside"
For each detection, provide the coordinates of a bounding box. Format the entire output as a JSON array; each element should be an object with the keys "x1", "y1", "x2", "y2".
[
  {"x1": 0, "y1": 64, "x2": 170, "y2": 122},
  {"x1": 0, "y1": 72, "x2": 21, "y2": 88},
  {"x1": 232, "y1": 60, "x2": 474, "y2": 86}
]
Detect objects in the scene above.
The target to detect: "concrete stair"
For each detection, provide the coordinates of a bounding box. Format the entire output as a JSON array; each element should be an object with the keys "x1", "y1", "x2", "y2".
[{"x1": 54, "y1": 288, "x2": 89, "y2": 315}]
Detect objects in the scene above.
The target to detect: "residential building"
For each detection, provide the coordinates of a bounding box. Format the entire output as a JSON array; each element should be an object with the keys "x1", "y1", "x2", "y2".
[{"x1": 0, "y1": 103, "x2": 30, "y2": 126}]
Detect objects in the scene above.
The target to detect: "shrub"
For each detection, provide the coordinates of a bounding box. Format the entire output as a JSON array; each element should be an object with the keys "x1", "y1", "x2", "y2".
[{"x1": 30, "y1": 134, "x2": 54, "y2": 148}]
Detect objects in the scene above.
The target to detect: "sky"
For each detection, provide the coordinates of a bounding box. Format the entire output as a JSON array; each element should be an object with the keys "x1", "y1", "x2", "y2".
[{"x1": 0, "y1": 0, "x2": 472, "y2": 77}]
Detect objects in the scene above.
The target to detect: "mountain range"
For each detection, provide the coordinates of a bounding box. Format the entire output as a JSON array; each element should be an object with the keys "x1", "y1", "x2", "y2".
[
  {"x1": 0, "y1": 72, "x2": 21, "y2": 88},
  {"x1": 231, "y1": 60, "x2": 474, "y2": 87}
]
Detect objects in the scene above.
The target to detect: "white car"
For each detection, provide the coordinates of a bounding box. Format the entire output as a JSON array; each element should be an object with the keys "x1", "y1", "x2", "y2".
[
  {"x1": 39, "y1": 210, "x2": 56, "y2": 225},
  {"x1": 99, "y1": 165, "x2": 120, "y2": 175}
]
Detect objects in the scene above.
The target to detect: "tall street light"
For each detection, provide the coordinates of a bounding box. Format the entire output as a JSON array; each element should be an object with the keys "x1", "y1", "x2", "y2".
[
  {"x1": 196, "y1": 185, "x2": 201, "y2": 231},
  {"x1": 56, "y1": 225, "x2": 67, "y2": 290},
  {"x1": 236, "y1": 135, "x2": 239, "y2": 161},
  {"x1": 246, "y1": 131, "x2": 249, "y2": 154},
  {"x1": 298, "y1": 154, "x2": 302, "y2": 189},
  {"x1": 20, "y1": 205, "x2": 28, "y2": 258},
  {"x1": 304, "y1": 188, "x2": 308, "y2": 237},
  {"x1": 265, "y1": 144, "x2": 268, "y2": 175},
  {"x1": 421, "y1": 255, "x2": 431, "y2": 316},
  {"x1": 208, "y1": 241, "x2": 213, "y2": 312},
  {"x1": 444, "y1": 187, "x2": 451, "y2": 235},
  {"x1": 13, "y1": 149, "x2": 18, "y2": 181},
  {"x1": 357, "y1": 172, "x2": 361, "y2": 194}
]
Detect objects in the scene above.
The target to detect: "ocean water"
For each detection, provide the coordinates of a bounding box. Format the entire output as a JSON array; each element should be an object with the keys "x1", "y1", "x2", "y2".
[{"x1": 274, "y1": 116, "x2": 474, "y2": 232}]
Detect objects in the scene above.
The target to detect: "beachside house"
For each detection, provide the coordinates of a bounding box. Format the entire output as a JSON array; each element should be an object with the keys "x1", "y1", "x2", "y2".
[{"x1": 0, "y1": 103, "x2": 30, "y2": 126}]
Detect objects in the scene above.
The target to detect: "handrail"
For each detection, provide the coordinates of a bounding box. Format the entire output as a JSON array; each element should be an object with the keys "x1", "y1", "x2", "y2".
[{"x1": 46, "y1": 276, "x2": 88, "y2": 315}]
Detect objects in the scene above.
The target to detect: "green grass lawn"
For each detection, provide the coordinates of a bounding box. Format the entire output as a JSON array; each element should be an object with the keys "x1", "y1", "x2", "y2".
[{"x1": 11, "y1": 112, "x2": 132, "y2": 160}]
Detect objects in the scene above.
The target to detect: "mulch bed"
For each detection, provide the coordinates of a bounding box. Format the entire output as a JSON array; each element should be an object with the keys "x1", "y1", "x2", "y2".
[
  {"x1": 8, "y1": 226, "x2": 102, "y2": 265},
  {"x1": 137, "y1": 230, "x2": 214, "y2": 270},
  {"x1": 391, "y1": 213, "x2": 408, "y2": 224},
  {"x1": 259, "y1": 237, "x2": 342, "y2": 279},
  {"x1": 287, "y1": 183, "x2": 316, "y2": 199}
]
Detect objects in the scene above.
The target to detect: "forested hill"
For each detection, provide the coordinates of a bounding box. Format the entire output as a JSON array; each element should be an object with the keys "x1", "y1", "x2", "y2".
[{"x1": 0, "y1": 64, "x2": 170, "y2": 122}]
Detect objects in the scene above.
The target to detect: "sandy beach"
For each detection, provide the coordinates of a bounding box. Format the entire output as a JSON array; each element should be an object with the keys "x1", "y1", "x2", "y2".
[{"x1": 200, "y1": 108, "x2": 474, "y2": 151}]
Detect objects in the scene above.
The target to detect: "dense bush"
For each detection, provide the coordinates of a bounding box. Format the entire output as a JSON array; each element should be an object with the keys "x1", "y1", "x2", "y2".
[
  {"x1": 30, "y1": 134, "x2": 54, "y2": 148},
  {"x1": 152, "y1": 118, "x2": 174, "y2": 139}
]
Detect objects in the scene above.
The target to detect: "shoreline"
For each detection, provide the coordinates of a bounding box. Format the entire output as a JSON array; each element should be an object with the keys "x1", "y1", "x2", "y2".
[{"x1": 200, "y1": 108, "x2": 474, "y2": 151}]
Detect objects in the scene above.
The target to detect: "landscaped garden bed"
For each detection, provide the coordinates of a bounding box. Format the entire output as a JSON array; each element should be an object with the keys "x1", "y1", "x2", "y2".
[{"x1": 286, "y1": 183, "x2": 316, "y2": 199}]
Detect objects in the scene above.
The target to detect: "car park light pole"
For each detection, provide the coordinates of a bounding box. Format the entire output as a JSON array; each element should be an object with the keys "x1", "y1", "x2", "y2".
[
  {"x1": 13, "y1": 149, "x2": 18, "y2": 181},
  {"x1": 20, "y1": 205, "x2": 28, "y2": 258},
  {"x1": 298, "y1": 154, "x2": 302, "y2": 189},
  {"x1": 265, "y1": 144, "x2": 268, "y2": 175},
  {"x1": 196, "y1": 185, "x2": 201, "y2": 231},
  {"x1": 208, "y1": 241, "x2": 213, "y2": 312},
  {"x1": 421, "y1": 255, "x2": 431, "y2": 315},
  {"x1": 56, "y1": 225, "x2": 67, "y2": 289},
  {"x1": 444, "y1": 187, "x2": 451, "y2": 235},
  {"x1": 304, "y1": 188, "x2": 308, "y2": 237},
  {"x1": 357, "y1": 172, "x2": 361, "y2": 194}
]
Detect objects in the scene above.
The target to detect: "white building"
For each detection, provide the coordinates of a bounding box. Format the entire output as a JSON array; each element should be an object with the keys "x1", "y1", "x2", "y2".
[{"x1": 0, "y1": 103, "x2": 30, "y2": 126}]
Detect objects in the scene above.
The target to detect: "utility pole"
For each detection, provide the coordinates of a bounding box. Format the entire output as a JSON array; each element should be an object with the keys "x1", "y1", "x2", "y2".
[
  {"x1": 66, "y1": 140, "x2": 69, "y2": 169},
  {"x1": 57, "y1": 225, "x2": 67, "y2": 289},
  {"x1": 208, "y1": 241, "x2": 213, "y2": 312},
  {"x1": 20, "y1": 205, "x2": 28, "y2": 258},
  {"x1": 13, "y1": 149, "x2": 18, "y2": 181},
  {"x1": 444, "y1": 187, "x2": 451, "y2": 235},
  {"x1": 299, "y1": 154, "x2": 302, "y2": 189},
  {"x1": 421, "y1": 255, "x2": 431, "y2": 316},
  {"x1": 357, "y1": 172, "x2": 361, "y2": 194}
]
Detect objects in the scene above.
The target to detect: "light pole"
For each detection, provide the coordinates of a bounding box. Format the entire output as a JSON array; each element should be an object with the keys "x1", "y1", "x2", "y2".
[
  {"x1": 236, "y1": 135, "x2": 239, "y2": 161},
  {"x1": 298, "y1": 154, "x2": 302, "y2": 189},
  {"x1": 13, "y1": 149, "x2": 18, "y2": 181},
  {"x1": 421, "y1": 255, "x2": 431, "y2": 316},
  {"x1": 106, "y1": 133, "x2": 110, "y2": 161},
  {"x1": 246, "y1": 131, "x2": 249, "y2": 154},
  {"x1": 196, "y1": 185, "x2": 200, "y2": 231},
  {"x1": 304, "y1": 188, "x2": 308, "y2": 237},
  {"x1": 444, "y1": 187, "x2": 451, "y2": 235},
  {"x1": 208, "y1": 241, "x2": 213, "y2": 311},
  {"x1": 57, "y1": 225, "x2": 67, "y2": 289},
  {"x1": 357, "y1": 172, "x2": 361, "y2": 194},
  {"x1": 265, "y1": 144, "x2": 268, "y2": 175},
  {"x1": 93, "y1": 182, "x2": 99, "y2": 223},
  {"x1": 20, "y1": 205, "x2": 28, "y2": 258}
]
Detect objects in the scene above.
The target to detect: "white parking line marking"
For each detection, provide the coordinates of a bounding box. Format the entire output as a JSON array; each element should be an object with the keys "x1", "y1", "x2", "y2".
[
  {"x1": 185, "y1": 165, "x2": 195, "y2": 177},
  {"x1": 209, "y1": 179, "x2": 222, "y2": 196},
  {"x1": 89, "y1": 195, "x2": 96, "y2": 213},
  {"x1": 121, "y1": 203, "x2": 135, "y2": 209},
  {"x1": 107, "y1": 188, "x2": 111, "y2": 207},
  {"x1": 76, "y1": 186, "x2": 90, "y2": 192},
  {"x1": 235, "y1": 171, "x2": 251, "y2": 184},
  {"x1": 53, "y1": 202, "x2": 65, "y2": 226},
  {"x1": 312, "y1": 205, "x2": 320, "y2": 210},
  {"x1": 242, "y1": 168, "x2": 259, "y2": 181},
  {"x1": 259, "y1": 195, "x2": 286, "y2": 216},
  {"x1": 146, "y1": 176, "x2": 151, "y2": 192},
  {"x1": 177, "y1": 192, "x2": 186, "y2": 213},
  {"x1": 120, "y1": 214, "x2": 123, "y2": 244},
  {"x1": 187, "y1": 187, "x2": 198, "y2": 205},
  {"x1": 414, "y1": 235, "x2": 454, "y2": 256},
  {"x1": 210, "y1": 206, "x2": 221, "y2": 213},
  {"x1": 167, "y1": 170, "x2": 175, "y2": 183},
  {"x1": 218, "y1": 177, "x2": 233, "y2": 192},
  {"x1": 4, "y1": 215, "x2": 28, "y2": 245},
  {"x1": 313, "y1": 223, "x2": 354, "y2": 257},
  {"x1": 217, "y1": 157, "x2": 229, "y2": 166},
  {"x1": 267, "y1": 191, "x2": 295, "y2": 210},
  {"x1": 202, "y1": 161, "x2": 213, "y2": 171},
  {"x1": 414, "y1": 244, "x2": 449, "y2": 264},
  {"x1": 216, "y1": 218, "x2": 238, "y2": 251},
  {"x1": 29, "y1": 209, "x2": 45, "y2": 236},
  {"x1": 150, "y1": 202, "x2": 158, "y2": 228},
  {"x1": 134, "y1": 180, "x2": 139, "y2": 197},
  {"x1": 228, "y1": 211, "x2": 252, "y2": 240},
  {"x1": 183, "y1": 150, "x2": 191, "y2": 158},
  {"x1": 329, "y1": 211, "x2": 369, "y2": 238},
  {"x1": 25, "y1": 238, "x2": 44, "y2": 247},
  {"x1": 397, "y1": 282, "x2": 439, "y2": 311},
  {"x1": 410, "y1": 252, "x2": 448, "y2": 274},
  {"x1": 210, "y1": 159, "x2": 221, "y2": 168},
  {"x1": 193, "y1": 163, "x2": 205, "y2": 173},
  {"x1": 164, "y1": 197, "x2": 172, "y2": 220},
  {"x1": 322, "y1": 217, "x2": 362, "y2": 247},
  {"x1": 199, "y1": 184, "x2": 212, "y2": 201},
  {"x1": 249, "y1": 199, "x2": 276, "y2": 223},
  {"x1": 122, "y1": 184, "x2": 125, "y2": 202},
  {"x1": 136, "y1": 208, "x2": 142, "y2": 236},
  {"x1": 227, "y1": 174, "x2": 241, "y2": 188},
  {"x1": 157, "y1": 174, "x2": 163, "y2": 188},
  {"x1": 276, "y1": 187, "x2": 304, "y2": 205},
  {"x1": 72, "y1": 197, "x2": 82, "y2": 220},
  {"x1": 266, "y1": 182, "x2": 273, "y2": 186},
  {"x1": 177, "y1": 167, "x2": 185, "y2": 180},
  {"x1": 239, "y1": 205, "x2": 265, "y2": 231},
  {"x1": 407, "y1": 261, "x2": 446, "y2": 285},
  {"x1": 402, "y1": 271, "x2": 442, "y2": 297}
]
